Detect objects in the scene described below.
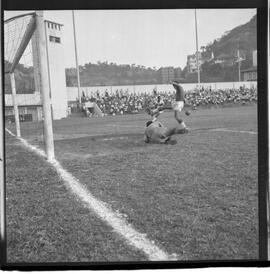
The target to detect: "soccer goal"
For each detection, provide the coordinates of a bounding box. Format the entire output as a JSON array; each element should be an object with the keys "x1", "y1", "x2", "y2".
[{"x1": 4, "y1": 11, "x2": 55, "y2": 160}]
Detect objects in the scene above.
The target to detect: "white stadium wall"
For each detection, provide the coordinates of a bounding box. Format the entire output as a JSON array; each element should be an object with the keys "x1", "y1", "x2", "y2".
[
  {"x1": 5, "y1": 92, "x2": 41, "y2": 106},
  {"x1": 66, "y1": 81, "x2": 257, "y2": 102},
  {"x1": 4, "y1": 81, "x2": 257, "y2": 109},
  {"x1": 44, "y1": 20, "x2": 68, "y2": 120}
]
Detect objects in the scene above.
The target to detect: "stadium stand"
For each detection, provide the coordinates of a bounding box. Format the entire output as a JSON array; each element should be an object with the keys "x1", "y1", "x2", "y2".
[{"x1": 78, "y1": 86, "x2": 257, "y2": 117}]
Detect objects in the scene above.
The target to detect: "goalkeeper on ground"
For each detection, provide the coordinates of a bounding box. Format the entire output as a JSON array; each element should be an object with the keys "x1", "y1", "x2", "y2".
[{"x1": 144, "y1": 120, "x2": 187, "y2": 144}]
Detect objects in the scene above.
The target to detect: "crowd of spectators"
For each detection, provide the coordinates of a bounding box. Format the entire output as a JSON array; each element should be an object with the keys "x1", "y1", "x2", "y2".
[
  {"x1": 185, "y1": 86, "x2": 257, "y2": 108},
  {"x1": 79, "y1": 86, "x2": 257, "y2": 116}
]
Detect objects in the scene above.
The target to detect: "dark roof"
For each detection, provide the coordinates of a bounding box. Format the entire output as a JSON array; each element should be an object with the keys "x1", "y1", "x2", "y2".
[
  {"x1": 44, "y1": 19, "x2": 64, "y2": 26},
  {"x1": 5, "y1": 105, "x2": 42, "y2": 108},
  {"x1": 216, "y1": 53, "x2": 233, "y2": 60},
  {"x1": 201, "y1": 52, "x2": 212, "y2": 59},
  {"x1": 241, "y1": 66, "x2": 257, "y2": 73},
  {"x1": 187, "y1": 54, "x2": 196, "y2": 59}
]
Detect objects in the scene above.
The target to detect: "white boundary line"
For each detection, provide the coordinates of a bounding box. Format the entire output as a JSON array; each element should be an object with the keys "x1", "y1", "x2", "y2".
[
  {"x1": 208, "y1": 128, "x2": 257, "y2": 135},
  {"x1": 102, "y1": 136, "x2": 129, "y2": 141},
  {"x1": 5, "y1": 128, "x2": 178, "y2": 261},
  {"x1": 5, "y1": 128, "x2": 16, "y2": 137}
]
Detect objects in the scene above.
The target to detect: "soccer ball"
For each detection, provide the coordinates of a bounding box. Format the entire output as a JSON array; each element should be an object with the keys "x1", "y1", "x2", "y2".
[{"x1": 185, "y1": 110, "x2": 191, "y2": 116}]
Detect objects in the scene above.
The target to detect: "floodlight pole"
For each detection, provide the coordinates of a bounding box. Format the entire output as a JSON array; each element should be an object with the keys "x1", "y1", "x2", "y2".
[
  {"x1": 195, "y1": 9, "x2": 200, "y2": 84},
  {"x1": 238, "y1": 49, "x2": 242, "y2": 82},
  {"x1": 0, "y1": 5, "x2": 4, "y2": 254},
  {"x1": 236, "y1": 48, "x2": 242, "y2": 82},
  {"x1": 10, "y1": 72, "x2": 21, "y2": 137},
  {"x1": 238, "y1": 61, "x2": 241, "y2": 82},
  {"x1": 72, "y1": 10, "x2": 81, "y2": 105},
  {"x1": 36, "y1": 11, "x2": 55, "y2": 161}
]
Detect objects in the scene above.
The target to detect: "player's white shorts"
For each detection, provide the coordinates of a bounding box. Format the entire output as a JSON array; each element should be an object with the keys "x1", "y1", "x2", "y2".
[{"x1": 172, "y1": 101, "x2": 184, "y2": 112}]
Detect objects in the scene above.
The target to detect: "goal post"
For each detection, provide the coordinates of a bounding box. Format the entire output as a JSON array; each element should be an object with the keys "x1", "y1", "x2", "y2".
[
  {"x1": 10, "y1": 73, "x2": 21, "y2": 137},
  {"x1": 4, "y1": 11, "x2": 55, "y2": 160},
  {"x1": 35, "y1": 11, "x2": 55, "y2": 160}
]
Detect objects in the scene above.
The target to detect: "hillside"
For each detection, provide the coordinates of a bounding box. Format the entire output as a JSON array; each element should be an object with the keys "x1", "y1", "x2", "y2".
[
  {"x1": 67, "y1": 15, "x2": 257, "y2": 85},
  {"x1": 205, "y1": 15, "x2": 257, "y2": 58},
  {"x1": 4, "y1": 61, "x2": 35, "y2": 94},
  {"x1": 66, "y1": 62, "x2": 160, "y2": 87},
  {"x1": 185, "y1": 15, "x2": 257, "y2": 82},
  {"x1": 4, "y1": 14, "x2": 257, "y2": 93}
]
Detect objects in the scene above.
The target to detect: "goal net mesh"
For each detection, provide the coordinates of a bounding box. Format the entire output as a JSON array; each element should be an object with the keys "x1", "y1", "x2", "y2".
[
  {"x1": 4, "y1": 12, "x2": 47, "y2": 149},
  {"x1": 4, "y1": 13, "x2": 36, "y2": 72}
]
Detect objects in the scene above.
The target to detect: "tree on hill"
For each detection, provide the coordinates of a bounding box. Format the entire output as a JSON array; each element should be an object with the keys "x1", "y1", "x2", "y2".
[
  {"x1": 4, "y1": 61, "x2": 35, "y2": 94},
  {"x1": 65, "y1": 61, "x2": 161, "y2": 86},
  {"x1": 184, "y1": 15, "x2": 257, "y2": 83}
]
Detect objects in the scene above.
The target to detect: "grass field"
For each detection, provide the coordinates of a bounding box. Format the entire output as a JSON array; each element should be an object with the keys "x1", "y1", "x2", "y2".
[{"x1": 5, "y1": 104, "x2": 258, "y2": 262}]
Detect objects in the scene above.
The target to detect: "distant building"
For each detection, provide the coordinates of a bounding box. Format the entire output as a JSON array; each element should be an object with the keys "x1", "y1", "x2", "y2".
[
  {"x1": 187, "y1": 51, "x2": 213, "y2": 73},
  {"x1": 241, "y1": 67, "x2": 257, "y2": 81},
  {"x1": 201, "y1": 51, "x2": 214, "y2": 64},
  {"x1": 241, "y1": 50, "x2": 257, "y2": 81},
  {"x1": 158, "y1": 67, "x2": 174, "y2": 83},
  {"x1": 214, "y1": 53, "x2": 235, "y2": 67},
  {"x1": 5, "y1": 93, "x2": 43, "y2": 122},
  {"x1": 187, "y1": 52, "x2": 201, "y2": 73},
  {"x1": 252, "y1": 50, "x2": 257, "y2": 66},
  {"x1": 174, "y1": 67, "x2": 182, "y2": 80}
]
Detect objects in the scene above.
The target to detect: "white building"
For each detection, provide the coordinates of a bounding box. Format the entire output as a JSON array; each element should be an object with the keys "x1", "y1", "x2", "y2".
[
  {"x1": 187, "y1": 51, "x2": 214, "y2": 73},
  {"x1": 241, "y1": 50, "x2": 257, "y2": 82},
  {"x1": 252, "y1": 50, "x2": 257, "y2": 67},
  {"x1": 43, "y1": 20, "x2": 68, "y2": 120}
]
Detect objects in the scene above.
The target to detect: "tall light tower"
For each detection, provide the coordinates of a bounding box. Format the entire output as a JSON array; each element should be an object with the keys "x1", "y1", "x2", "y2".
[
  {"x1": 195, "y1": 9, "x2": 200, "y2": 84},
  {"x1": 235, "y1": 47, "x2": 245, "y2": 82},
  {"x1": 72, "y1": 10, "x2": 81, "y2": 105}
]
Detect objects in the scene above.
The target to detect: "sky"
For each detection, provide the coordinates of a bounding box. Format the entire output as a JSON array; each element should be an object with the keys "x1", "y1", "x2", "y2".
[{"x1": 4, "y1": 9, "x2": 256, "y2": 69}]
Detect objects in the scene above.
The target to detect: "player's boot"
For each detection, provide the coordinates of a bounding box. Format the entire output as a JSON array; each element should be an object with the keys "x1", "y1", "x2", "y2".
[
  {"x1": 179, "y1": 121, "x2": 189, "y2": 133},
  {"x1": 177, "y1": 128, "x2": 189, "y2": 134},
  {"x1": 182, "y1": 127, "x2": 189, "y2": 133}
]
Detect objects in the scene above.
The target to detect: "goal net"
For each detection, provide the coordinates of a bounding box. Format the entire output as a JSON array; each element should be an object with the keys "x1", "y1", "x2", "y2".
[{"x1": 4, "y1": 11, "x2": 55, "y2": 160}]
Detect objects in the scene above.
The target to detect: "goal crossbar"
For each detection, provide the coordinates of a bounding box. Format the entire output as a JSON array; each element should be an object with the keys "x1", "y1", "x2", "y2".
[
  {"x1": 4, "y1": 12, "x2": 36, "y2": 24},
  {"x1": 5, "y1": 14, "x2": 36, "y2": 74}
]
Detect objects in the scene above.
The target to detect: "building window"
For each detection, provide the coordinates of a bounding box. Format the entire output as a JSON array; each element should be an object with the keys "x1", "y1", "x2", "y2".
[{"x1": 49, "y1": 35, "x2": 61, "y2": 43}]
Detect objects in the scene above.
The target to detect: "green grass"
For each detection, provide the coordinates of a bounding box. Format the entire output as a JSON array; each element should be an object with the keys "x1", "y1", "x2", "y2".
[
  {"x1": 5, "y1": 105, "x2": 258, "y2": 262},
  {"x1": 5, "y1": 136, "x2": 146, "y2": 262}
]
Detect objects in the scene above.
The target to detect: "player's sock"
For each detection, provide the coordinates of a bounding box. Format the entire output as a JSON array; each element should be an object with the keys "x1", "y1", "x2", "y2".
[{"x1": 180, "y1": 121, "x2": 188, "y2": 130}]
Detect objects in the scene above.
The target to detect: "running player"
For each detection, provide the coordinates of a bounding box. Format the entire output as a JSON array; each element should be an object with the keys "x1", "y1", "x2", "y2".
[
  {"x1": 145, "y1": 94, "x2": 165, "y2": 122},
  {"x1": 145, "y1": 107, "x2": 163, "y2": 122},
  {"x1": 144, "y1": 120, "x2": 187, "y2": 144},
  {"x1": 171, "y1": 80, "x2": 189, "y2": 132}
]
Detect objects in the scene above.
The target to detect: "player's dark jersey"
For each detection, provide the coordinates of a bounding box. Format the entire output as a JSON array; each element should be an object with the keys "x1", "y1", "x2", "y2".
[{"x1": 174, "y1": 84, "x2": 185, "y2": 101}]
